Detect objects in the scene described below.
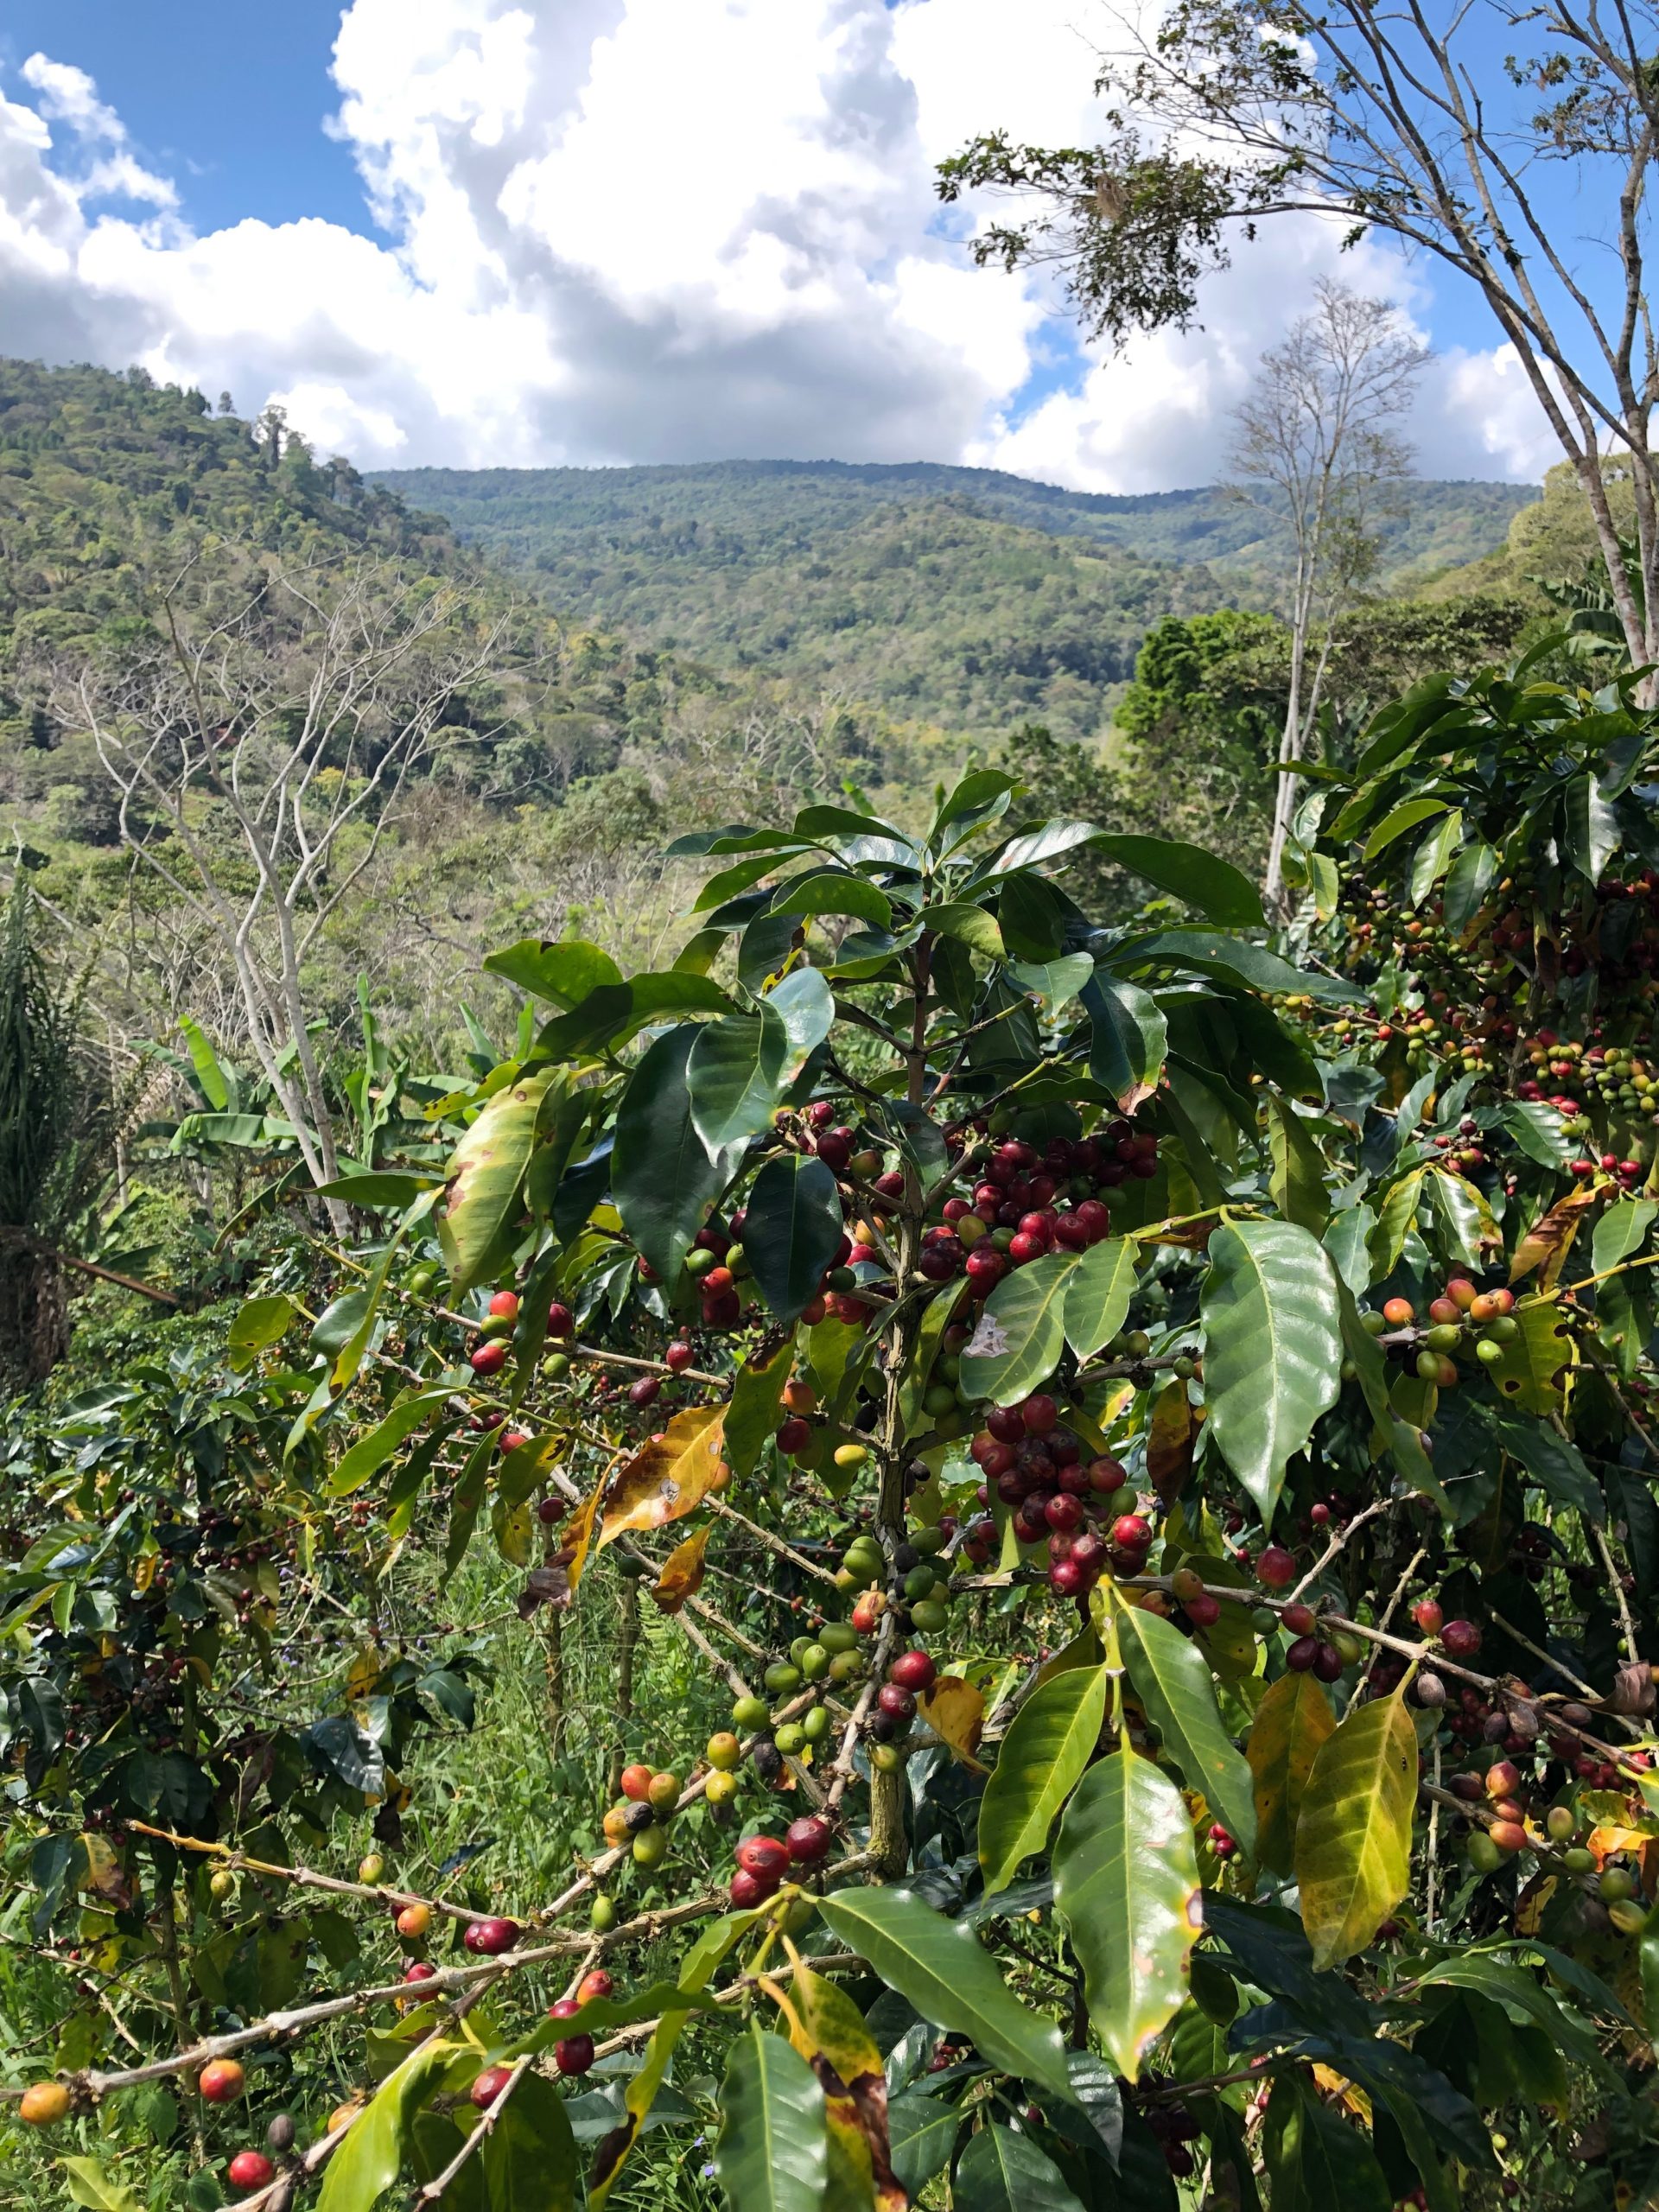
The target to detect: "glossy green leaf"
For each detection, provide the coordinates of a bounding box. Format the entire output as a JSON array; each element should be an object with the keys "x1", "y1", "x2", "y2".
[
  {"x1": 743, "y1": 1154, "x2": 844, "y2": 1322},
  {"x1": 725, "y1": 1334, "x2": 797, "y2": 1481},
  {"x1": 439, "y1": 1071, "x2": 555, "y2": 1289},
  {"x1": 59, "y1": 2160, "x2": 143, "y2": 2212},
  {"x1": 887, "y1": 2094, "x2": 958, "y2": 2196},
  {"x1": 1265, "y1": 1095, "x2": 1330, "y2": 1234},
  {"x1": 328, "y1": 1388, "x2": 449, "y2": 1497},
  {"x1": 1499, "y1": 1100, "x2": 1572, "y2": 1169},
  {"x1": 766, "y1": 967, "x2": 836, "y2": 1082},
  {"x1": 1593, "y1": 1197, "x2": 1657, "y2": 1277},
  {"x1": 317, "y1": 2038, "x2": 454, "y2": 2212},
  {"x1": 483, "y1": 938, "x2": 622, "y2": 1005},
  {"x1": 315, "y1": 1172, "x2": 442, "y2": 1208},
  {"x1": 925, "y1": 900, "x2": 1006, "y2": 956},
  {"x1": 480, "y1": 2072, "x2": 579, "y2": 2212},
  {"x1": 1116, "y1": 1602, "x2": 1256, "y2": 1858},
  {"x1": 1408, "y1": 809, "x2": 1462, "y2": 907},
  {"x1": 714, "y1": 2023, "x2": 829, "y2": 2212},
  {"x1": 687, "y1": 1005, "x2": 790, "y2": 1149},
  {"x1": 978, "y1": 1662, "x2": 1111, "y2": 1894},
  {"x1": 815, "y1": 1886, "x2": 1070, "y2": 2099},
  {"x1": 1200, "y1": 1220, "x2": 1343, "y2": 1525},
  {"x1": 1441, "y1": 837, "x2": 1496, "y2": 935},
  {"x1": 1052, "y1": 1741, "x2": 1201, "y2": 2082},
  {"x1": 1082, "y1": 970, "x2": 1166, "y2": 1111},
  {"x1": 773, "y1": 869, "x2": 893, "y2": 928},
  {"x1": 227, "y1": 1293, "x2": 296, "y2": 1368},
  {"x1": 1262, "y1": 2077, "x2": 1391, "y2": 2212},
  {"x1": 1061, "y1": 1237, "x2": 1137, "y2": 1361},
  {"x1": 1294, "y1": 1690, "x2": 1416, "y2": 1969},
  {"x1": 1123, "y1": 930, "x2": 1358, "y2": 1001},
  {"x1": 1246, "y1": 1668, "x2": 1336, "y2": 1874},
  {"x1": 1362, "y1": 797, "x2": 1449, "y2": 862},
  {"x1": 613, "y1": 1028, "x2": 733, "y2": 1284},
  {"x1": 960, "y1": 1251, "x2": 1077, "y2": 1406},
  {"x1": 1089, "y1": 833, "x2": 1265, "y2": 926},
  {"x1": 954, "y1": 2123, "x2": 1084, "y2": 2211}
]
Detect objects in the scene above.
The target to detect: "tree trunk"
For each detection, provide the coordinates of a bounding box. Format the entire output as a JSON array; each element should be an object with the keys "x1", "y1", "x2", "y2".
[{"x1": 0, "y1": 1243, "x2": 68, "y2": 1387}]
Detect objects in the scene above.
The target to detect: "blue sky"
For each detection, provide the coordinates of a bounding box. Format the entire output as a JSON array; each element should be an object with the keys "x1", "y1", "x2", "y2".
[{"x1": 0, "y1": 0, "x2": 1557, "y2": 486}]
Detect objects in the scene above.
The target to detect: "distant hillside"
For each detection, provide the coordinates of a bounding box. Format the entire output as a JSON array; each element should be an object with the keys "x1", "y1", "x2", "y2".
[
  {"x1": 371, "y1": 457, "x2": 1537, "y2": 739},
  {"x1": 375, "y1": 457, "x2": 1535, "y2": 581}
]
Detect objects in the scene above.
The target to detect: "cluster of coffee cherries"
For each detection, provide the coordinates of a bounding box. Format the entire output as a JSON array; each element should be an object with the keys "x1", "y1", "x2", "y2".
[
  {"x1": 600, "y1": 1763, "x2": 688, "y2": 1873},
  {"x1": 909, "y1": 1128, "x2": 1147, "y2": 1305},
  {"x1": 727, "y1": 1815, "x2": 834, "y2": 1908},
  {"x1": 969, "y1": 1393, "x2": 1134, "y2": 1598},
  {"x1": 1358, "y1": 1277, "x2": 1519, "y2": 1388}
]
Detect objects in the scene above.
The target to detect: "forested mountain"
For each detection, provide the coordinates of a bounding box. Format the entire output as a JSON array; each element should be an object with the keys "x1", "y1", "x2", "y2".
[
  {"x1": 369, "y1": 456, "x2": 1535, "y2": 738},
  {"x1": 376, "y1": 454, "x2": 1535, "y2": 582}
]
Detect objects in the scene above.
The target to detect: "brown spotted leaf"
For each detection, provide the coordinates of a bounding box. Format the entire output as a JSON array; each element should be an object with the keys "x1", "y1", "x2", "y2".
[
  {"x1": 599, "y1": 1406, "x2": 728, "y2": 1547},
  {"x1": 771, "y1": 1960, "x2": 905, "y2": 2212}
]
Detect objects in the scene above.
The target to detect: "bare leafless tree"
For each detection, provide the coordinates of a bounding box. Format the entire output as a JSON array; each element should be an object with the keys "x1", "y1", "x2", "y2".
[
  {"x1": 940, "y1": 0, "x2": 1659, "y2": 675},
  {"x1": 65, "y1": 556, "x2": 524, "y2": 1223},
  {"x1": 1228, "y1": 279, "x2": 1427, "y2": 914}
]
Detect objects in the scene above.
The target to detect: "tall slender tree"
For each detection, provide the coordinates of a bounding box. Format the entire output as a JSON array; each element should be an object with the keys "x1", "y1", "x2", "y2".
[{"x1": 1227, "y1": 280, "x2": 1427, "y2": 914}]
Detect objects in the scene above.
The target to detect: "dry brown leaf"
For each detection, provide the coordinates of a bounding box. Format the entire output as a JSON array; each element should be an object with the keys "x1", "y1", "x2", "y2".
[
  {"x1": 1147, "y1": 1377, "x2": 1200, "y2": 1503},
  {"x1": 650, "y1": 1525, "x2": 710, "y2": 1613},
  {"x1": 1510, "y1": 1187, "x2": 1599, "y2": 1288}
]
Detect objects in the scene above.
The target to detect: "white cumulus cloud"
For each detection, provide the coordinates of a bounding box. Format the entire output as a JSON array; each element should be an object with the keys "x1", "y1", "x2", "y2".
[{"x1": 0, "y1": 0, "x2": 1552, "y2": 486}]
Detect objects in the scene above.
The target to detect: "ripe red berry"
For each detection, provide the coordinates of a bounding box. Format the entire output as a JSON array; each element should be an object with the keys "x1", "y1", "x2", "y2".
[
  {"x1": 1255, "y1": 1545, "x2": 1296, "y2": 1590},
  {"x1": 1286, "y1": 1635, "x2": 1319, "y2": 1672},
  {"x1": 1281, "y1": 1603, "x2": 1316, "y2": 1636},
  {"x1": 556, "y1": 2033, "x2": 595, "y2": 2076},
  {"x1": 462, "y1": 1916, "x2": 518, "y2": 1956},
  {"x1": 1110, "y1": 1514, "x2": 1150, "y2": 1552},
  {"x1": 1049, "y1": 1557, "x2": 1088, "y2": 1596},
  {"x1": 1412, "y1": 1596, "x2": 1443, "y2": 1637},
  {"x1": 1441, "y1": 1618, "x2": 1483, "y2": 1660},
  {"x1": 729, "y1": 1867, "x2": 776, "y2": 1909},
  {"x1": 228, "y1": 2152, "x2": 276, "y2": 2190},
  {"x1": 1045, "y1": 1492, "x2": 1084, "y2": 1533},
  {"x1": 664, "y1": 1340, "x2": 694, "y2": 1372},
  {"x1": 1020, "y1": 1394, "x2": 1058, "y2": 1434},
  {"x1": 199, "y1": 2060, "x2": 245, "y2": 2105},
  {"x1": 786, "y1": 1815, "x2": 833, "y2": 1866},
  {"x1": 471, "y1": 2065, "x2": 515, "y2": 2110},
  {"x1": 487, "y1": 1290, "x2": 519, "y2": 1320},
  {"x1": 889, "y1": 1649, "x2": 936, "y2": 1693},
  {"x1": 1087, "y1": 1456, "x2": 1128, "y2": 1494},
  {"x1": 879, "y1": 1683, "x2": 918, "y2": 1721},
  {"x1": 546, "y1": 1301, "x2": 575, "y2": 1337},
  {"x1": 576, "y1": 1969, "x2": 613, "y2": 2004},
  {"x1": 735, "y1": 1834, "x2": 791, "y2": 1881},
  {"x1": 469, "y1": 1339, "x2": 507, "y2": 1376}
]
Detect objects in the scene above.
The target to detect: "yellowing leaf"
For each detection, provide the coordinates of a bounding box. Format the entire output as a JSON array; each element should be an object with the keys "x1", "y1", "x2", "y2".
[
  {"x1": 1294, "y1": 1689, "x2": 1416, "y2": 1969},
  {"x1": 1489, "y1": 1302, "x2": 1578, "y2": 1416},
  {"x1": 599, "y1": 1406, "x2": 728, "y2": 1546},
  {"x1": 1247, "y1": 1669, "x2": 1336, "y2": 1875},
  {"x1": 772, "y1": 1959, "x2": 906, "y2": 2212},
  {"x1": 650, "y1": 1526, "x2": 710, "y2": 1614},
  {"x1": 1510, "y1": 1188, "x2": 1599, "y2": 1288},
  {"x1": 917, "y1": 1674, "x2": 986, "y2": 1767}
]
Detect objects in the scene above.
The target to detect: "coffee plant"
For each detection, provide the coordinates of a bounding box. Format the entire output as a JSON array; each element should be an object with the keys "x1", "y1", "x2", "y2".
[{"x1": 6, "y1": 722, "x2": 1659, "y2": 2211}]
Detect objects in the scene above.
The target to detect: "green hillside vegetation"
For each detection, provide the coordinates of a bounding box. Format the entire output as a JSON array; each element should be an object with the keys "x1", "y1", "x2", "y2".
[
  {"x1": 371, "y1": 454, "x2": 1539, "y2": 741},
  {"x1": 377, "y1": 454, "x2": 1535, "y2": 585}
]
